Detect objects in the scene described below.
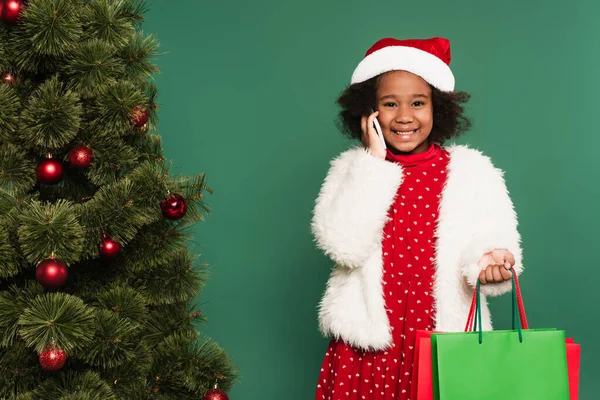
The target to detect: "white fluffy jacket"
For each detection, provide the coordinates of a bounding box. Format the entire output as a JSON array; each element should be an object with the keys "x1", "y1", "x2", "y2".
[{"x1": 311, "y1": 144, "x2": 523, "y2": 351}]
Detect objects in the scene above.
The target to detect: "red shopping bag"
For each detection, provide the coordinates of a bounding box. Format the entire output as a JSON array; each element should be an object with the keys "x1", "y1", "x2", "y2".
[
  {"x1": 566, "y1": 338, "x2": 581, "y2": 400},
  {"x1": 416, "y1": 335, "x2": 434, "y2": 400},
  {"x1": 410, "y1": 330, "x2": 438, "y2": 400}
]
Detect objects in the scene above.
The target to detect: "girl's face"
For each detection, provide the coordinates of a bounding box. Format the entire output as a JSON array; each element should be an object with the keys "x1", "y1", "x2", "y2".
[{"x1": 375, "y1": 70, "x2": 433, "y2": 154}]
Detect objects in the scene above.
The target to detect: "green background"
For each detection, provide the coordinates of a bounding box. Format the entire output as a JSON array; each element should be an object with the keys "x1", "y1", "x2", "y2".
[{"x1": 145, "y1": 0, "x2": 598, "y2": 398}]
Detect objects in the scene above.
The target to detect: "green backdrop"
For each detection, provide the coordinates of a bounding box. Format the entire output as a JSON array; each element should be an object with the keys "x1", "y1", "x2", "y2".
[{"x1": 145, "y1": 0, "x2": 598, "y2": 398}]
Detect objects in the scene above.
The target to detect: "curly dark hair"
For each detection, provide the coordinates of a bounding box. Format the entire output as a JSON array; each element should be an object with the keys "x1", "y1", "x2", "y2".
[{"x1": 335, "y1": 73, "x2": 472, "y2": 145}]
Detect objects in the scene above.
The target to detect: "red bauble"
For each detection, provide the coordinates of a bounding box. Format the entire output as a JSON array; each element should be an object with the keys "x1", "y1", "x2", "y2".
[
  {"x1": 1, "y1": 0, "x2": 25, "y2": 24},
  {"x1": 131, "y1": 106, "x2": 149, "y2": 127},
  {"x1": 3, "y1": 73, "x2": 14, "y2": 84},
  {"x1": 36, "y1": 158, "x2": 64, "y2": 185},
  {"x1": 203, "y1": 388, "x2": 229, "y2": 400},
  {"x1": 36, "y1": 258, "x2": 68, "y2": 289},
  {"x1": 68, "y1": 145, "x2": 93, "y2": 168},
  {"x1": 39, "y1": 343, "x2": 66, "y2": 371},
  {"x1": 160, "y1": 193, "x2": 187, "y2": 220},
  {"x1": 99, "y1": 234, "x2": 121, "y2": 258}
]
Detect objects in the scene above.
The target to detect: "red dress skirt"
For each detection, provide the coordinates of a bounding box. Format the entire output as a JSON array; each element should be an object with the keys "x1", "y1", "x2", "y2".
[{"x1": 316, "y1": 145, "x2": 449, "y2": 400}]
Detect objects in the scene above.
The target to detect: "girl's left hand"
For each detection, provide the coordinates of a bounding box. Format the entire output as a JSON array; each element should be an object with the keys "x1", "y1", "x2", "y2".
[{"x1": 478, "y1": 249, "x2": 515, "y2": 285}]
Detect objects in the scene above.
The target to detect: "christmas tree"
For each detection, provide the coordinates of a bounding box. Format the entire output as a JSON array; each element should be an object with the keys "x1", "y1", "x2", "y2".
[{"x1": 0, "y1": 0, "x2": 236, "y2": 398}]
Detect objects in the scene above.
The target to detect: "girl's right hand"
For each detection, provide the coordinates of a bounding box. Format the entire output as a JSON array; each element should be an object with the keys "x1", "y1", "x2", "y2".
[{"x1": 361, "y1": 111, "x2": 386, "y2": 159}]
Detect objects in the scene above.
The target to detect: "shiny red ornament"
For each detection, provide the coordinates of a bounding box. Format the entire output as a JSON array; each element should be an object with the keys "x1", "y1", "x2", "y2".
[
  {"x1": 202, "y1": 388, "x2": 229, "y2": 400},
  {"x1": 99, "y1": 234, "x2": 121, "y2": 258},
  {"x1": 3, "y1": 73, "x2": 14, "y2": 84},
  {"x1": 131, "y1": 106, "x2": 149, "y2": 127},
  {"x1": 39, "y1": 343, "x2": 66, "y2": 371},
  {"x1": 36, "y1": 258, "x2": 68, "y2": 289},
  {"x1": 36, "y1": 158, "x2": 64, "y2": 185},
  {"x1": 160, "y1": 193, "x2": 187, "y2": 220},
  {"x1": 1, "y1": 0, "x2": 25, "y2": 24},
  {"x1": 68, "y1": 145, "x2": 93, "y2": 168}
]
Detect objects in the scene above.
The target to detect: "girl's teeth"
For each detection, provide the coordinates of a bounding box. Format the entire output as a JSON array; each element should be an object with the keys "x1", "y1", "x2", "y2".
[{"x1": 395, "y1": 130, "x2": 416, "y2": 135}]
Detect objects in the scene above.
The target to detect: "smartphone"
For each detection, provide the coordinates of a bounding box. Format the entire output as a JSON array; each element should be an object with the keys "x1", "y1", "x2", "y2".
[{"x1": 371, "y1": 109, "x2": 387, "y2": 149}]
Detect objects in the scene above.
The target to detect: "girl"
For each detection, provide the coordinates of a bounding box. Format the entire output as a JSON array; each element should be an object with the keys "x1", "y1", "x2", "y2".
[{"x1": 311, "y1": 37, "x2": 523, "y2": 400}]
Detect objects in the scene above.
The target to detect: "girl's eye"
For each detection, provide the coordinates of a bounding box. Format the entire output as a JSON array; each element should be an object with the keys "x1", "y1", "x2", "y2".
[
  {"x1": 413, "y1": 101, "x2": 425, "y2": 107},
  {"x1": 384, "y1": 102, "x2": 397, "y2": 107}
]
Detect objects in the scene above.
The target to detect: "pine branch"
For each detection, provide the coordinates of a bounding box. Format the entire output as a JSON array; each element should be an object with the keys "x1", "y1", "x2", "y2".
[
  {"x1": 0, "y1": 84, "x2": 20, "y2": 141},
  {"x1": 82, "y1": 309, "x2": 140, "y2": 368},
  {"x1": 18, "y1": 199, "x2": 84, "y2": 264},
  {"x1": 120, "y1": 31, "x2": 160, "y2": 82},
  {"x1": 134, "y1": 248, "x2": 206, "y2": 306},
  {"x1": 118, "y1": 220, "x2": 187, "y2": 276},
  {"x1": 31, "y1": 370, "x2": 116, "y2": 400},
  {"x1": 19, "y1": 76, "x2": 82, "y2": 152},
  {"x1": 0, "y1": 340, "x2": 44, "y2": 397},
  {"x1": 150, "y1": 331, "x2": 237, "y2": 397},
  {"x1": 0, "y1": 29, "x2": 9, "y2": 72},
  {"x1": 12, "y1": 0, "x2": 84, "y2": 72},
  {"x1": 128, "y1": 133, "x2": 164, "y2": 164},
  {"x1": 0, "y1": 142, "x2": 37, "y2": 196},
  {"x1": 18, "y1": 292, "x2": 96, "y2": 353},
  {"x1": 5, "y1": 77, "x2": 38, "y2": 106},
  {"x1": 142, "y1": 302, "x2": 204, "y2": 348},
  {"x1": 0, "y1": 229, "x2": 22, "y2": 278},
  {"x1": 0, "y1": 283, "x2": 45, "y2": 347},
  {"x1": 0, "y1": 188, "x2": 18, "y2": 217},
  {"x1": 91, "y1": 80, "x2": 147, "y2": 136},
  {"x1": 81, "y1": 124, "x2": 139, "y2": 186},
  {"x1": 15, "y1": 393, "x2": 36, "y2": 400},
  {"x1": 94, "y1": 283, "x2": 148, "y2": 320},
  {"x1": 36, "y1": 167, "x2": 99, "y2": 205},
  {"x1": 184, "y1": 336, "x2": 237, "y2": 394},
  {"x1": 0, "y1": 193, "x2": 37, "y2": 279},
  {"x1": 143, "y1": 80, "x2": 158, "y2": 125},
  {"x1": 85, "y1": 0, "x2": 146, "y2": 50},
  {"x1": 0, "y1": 190, "x2": 23, "y2": 278},
  {"x1": 59, "y1": 258, "x2": 119, "y2": 301},
  {"x1": 64, "y1": 38, "x2": 125, "y2": 99},
  {"x1": 125, "y1": 160, "x2": 167, "y2": 193},
  {"x1": 118, "y1": 0, "x2": 149, "y2": 24},
  {"x1": 100, "y1": 343, "x2": 152, "y2": 399}
]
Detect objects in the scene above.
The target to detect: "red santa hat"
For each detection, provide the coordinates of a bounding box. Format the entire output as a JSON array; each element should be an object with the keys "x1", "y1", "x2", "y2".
[{"x1": 350, "y1": 37, "x2": 455, "y2": 91}]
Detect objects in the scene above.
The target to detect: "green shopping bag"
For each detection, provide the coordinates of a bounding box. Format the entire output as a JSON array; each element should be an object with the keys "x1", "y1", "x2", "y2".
[{"x1": 430, "y1": 274, "x2": 569, "y2": 400}]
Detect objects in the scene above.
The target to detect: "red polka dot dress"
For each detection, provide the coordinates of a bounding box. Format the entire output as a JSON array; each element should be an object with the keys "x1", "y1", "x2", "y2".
[{"x1": 315, "y1": 144, "x2": 449, "y2": 400}]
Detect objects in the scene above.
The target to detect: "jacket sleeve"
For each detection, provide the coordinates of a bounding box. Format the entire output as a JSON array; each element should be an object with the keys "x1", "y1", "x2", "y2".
[
  {"x1": 311, "y1": 147, "x2": 403, "y2": 268},
  {"x1": 459, "y1": 155, "x2": 523, "y2": 297}
]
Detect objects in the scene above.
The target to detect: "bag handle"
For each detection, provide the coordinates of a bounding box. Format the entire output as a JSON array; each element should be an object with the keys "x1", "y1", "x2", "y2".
[
  {"x1": 513, "y1": 270, "x2": 529, "y2": 329},
  {"x1": 465, "y1": 267, "x2": 528, "y2": 331},
  {"x1": 465, "y1": 268, "x2": 527, "y2": 343}
]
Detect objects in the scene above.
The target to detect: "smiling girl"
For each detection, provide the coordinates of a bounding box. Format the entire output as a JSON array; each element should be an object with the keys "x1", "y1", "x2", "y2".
[{"x1": 312, "y1": 37, "x2": 523, "y2": 400}]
